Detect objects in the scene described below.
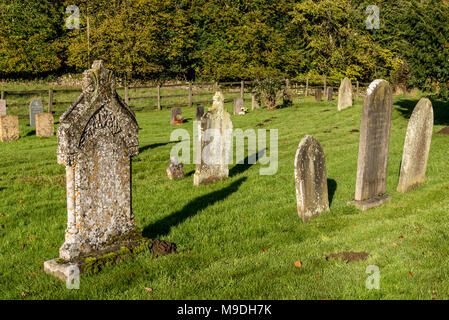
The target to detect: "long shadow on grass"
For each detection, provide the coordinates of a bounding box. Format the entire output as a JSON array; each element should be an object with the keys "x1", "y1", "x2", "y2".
[
  {"x1": 229, "y1": 149, "x2": 265, "y2": 177},
  {"x1": 139, "y1": 141, "x2": 177, "y2": 154},
  {"x1": 143, "y1": 177, "x2": 247, "y2": 238},
  {"x1": 327, "y1": 179, "x2": 337, "y2": 206},
  {"x1": 396, "y1": 97, "x2": 449, "y2": 125}
]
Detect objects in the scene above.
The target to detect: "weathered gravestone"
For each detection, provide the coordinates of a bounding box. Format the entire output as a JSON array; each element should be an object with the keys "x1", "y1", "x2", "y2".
[
  {"x1": 338, "y1": 77, "x2": 353, "y2": 111},
  {"x1": 315, "y1": 89, "x2": 322, "y2": 102},
  {"x1": 326, "y1": 87, "x2": 333, "y2": 101},
  {"x1": 166, "y1": 157, "x2": 184, "y2": 180},
  {"x1": 350, "y1": 79, "x2": 393, "y2": 210},
  {"x1": 251, "y1": 93, "x2": 260, "y2": 110},
  {"x1": 0, "y1": 115, "x2": 19, "y2": 142},
  {"x1": 397, "y1": 98, "x2": 433, "y2": 193},
  {"x1": 0, "y1": 99, "x2": 6, "y2": 116},
  {"x1": 294, "y1": 135, "x2": 329, "y2": 222},
  {"x1": 44, "y1": 61, "x2": 141, "y2": 280},
  {"x1": 29, "y1": 99, "x2": 43, "y2": 127},
  {"x1": 36, "y1": 113, "x2": 54, "y2": 137},
  {"x1": 194, "y1": 91, "x2": 233, "y2": 186},
  {"x1": 196, "y1": 106, "x2": 204, "y2": 121},
  {"x1": 233, "y1": 98, "x2": 245, "y2": 115},
  {"x1": 170, "y1": 108, "x2": 183, "y2": 125}
]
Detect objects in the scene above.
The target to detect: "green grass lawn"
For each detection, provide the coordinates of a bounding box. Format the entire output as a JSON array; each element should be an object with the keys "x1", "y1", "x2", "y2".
[{"x1": 1, "y1": 91, "x2": 449, "y2": 300}]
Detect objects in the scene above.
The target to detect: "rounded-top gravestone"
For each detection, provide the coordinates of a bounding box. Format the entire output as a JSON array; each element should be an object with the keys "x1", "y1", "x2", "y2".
[{"x1": 29, "y1": 99, "x2": 43, "y2": 127}]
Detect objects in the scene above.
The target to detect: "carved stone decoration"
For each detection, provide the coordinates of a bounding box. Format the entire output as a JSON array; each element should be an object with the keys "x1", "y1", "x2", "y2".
[
  {"x1": 194, "y1": 91, "x2": 233, "y2": 186},
  {"x1": 54, "y1": 60, "x2": 139, "y2": 261}
]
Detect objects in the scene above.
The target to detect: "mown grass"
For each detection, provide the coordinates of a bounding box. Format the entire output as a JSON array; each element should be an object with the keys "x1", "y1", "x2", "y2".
[{"x1": 1, "y1": 88, "x2": 449, "y2": 300}]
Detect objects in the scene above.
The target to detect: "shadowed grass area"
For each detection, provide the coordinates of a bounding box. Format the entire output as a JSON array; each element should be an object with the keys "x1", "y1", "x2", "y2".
[{"x1": 1, "y1": 91, "x2": 449, "y2": 300}]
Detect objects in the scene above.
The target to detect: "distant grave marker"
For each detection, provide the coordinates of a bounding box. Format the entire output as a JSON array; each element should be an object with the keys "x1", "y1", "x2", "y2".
[
  {"x1": 29, "y1": 99, "x2": 43, "y2": 127},
  {"x1": 315, "y1": 89, "x2": 322, "y2": 102},
  {"x1": 36, "y1": 113, "x2": 54, "y2": 137},
  {"x1": 0, "y1": 115, "x2": 19, "y2": 142},
  {"x1": 338, "y1": 78, "x2": 353, "y2": 111},
  {"x1": 0, "y1": 99, "x2": 6, "y2": 116}
]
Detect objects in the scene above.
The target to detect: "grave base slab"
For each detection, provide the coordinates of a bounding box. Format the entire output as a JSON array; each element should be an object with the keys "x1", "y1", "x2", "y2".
[
  {"x1": 348, "y1": 194, "x2": 392, "y2": 211},
  {"x1": 44, "y1": 258, "x2": 80, "y2": 281}
]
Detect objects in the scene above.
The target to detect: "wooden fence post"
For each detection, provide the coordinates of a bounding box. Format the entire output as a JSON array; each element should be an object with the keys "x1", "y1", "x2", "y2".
[
  {"x1": 188, "y1": 82, "x2": 193, "y2": 108},
  {"x1": 323, "y1": 77, "x2": 327, "y2": 94},
  {"x1": 215, "y1": 82, "x2": 219, "y2": 91},
  {"x1": 1, "y1": 90, "x2": 4, "y2": 100},
  {"x1": 157, "y1": 84, "x2": 161, "y2": 110},
  {"x1": 48, "y1": 89, "x2": 53, "y2": 113},
  {"x1": 240, "y1": 80, "x2": 244, "y2": 98},
  {"x1": 356, "y1": 81, "x2": 359, "y2": 98},
  {"x1": 125, "y1": 85, "x2": 129, "y2": 105},
  {"x1": 305, "y1": 78, "x2": 309, "y2": 96}
]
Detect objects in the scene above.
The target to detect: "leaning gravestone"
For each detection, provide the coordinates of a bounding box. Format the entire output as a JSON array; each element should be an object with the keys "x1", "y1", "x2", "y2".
[
  {"x1": 350, "y1": 79, "x2": 393, "y2": 210},
  {"x1": 233, "y1": 98, "x2": 244, "y2": 115},
  {"x1": 170, "y1": 108, "x2": 183, "y2": 125},
  {"x1": 166, "y1": 157, "x2": 184, "y2": 180},
  {"x1": 36, "y1": 113, "x2": 54, "y2": 137},
  {"x1": 397, "y1": 98, "x2": 433, "y2": 193},
  {"x1": 29, "y1": 99, "x2": 43, "y2": 127},
  {"x1": 44, "y1": 60, "x2": 140, "y2": 280},
  {"x1": 194, "y1": 91, "x2": 233, "y2": 186},
  {"x1": 0, "y1": 115, "x2": 19, "y2": 142},
  {"x1": 0, "y1": 99, "x2": 6, "y2": 116},
  {"x1": 315, "y1": 89, "x2": 322, "y2": 102},
  {"x1": 251, "y1": 93, "x2": 260, "y2": 110},
  {"x1": 196, "y1": 106, "x2": 204, "y2": 121},
  {"x1": 326, "y1": 87, "x2": 333, "y2": 101},
  {"x1": 338, "y1": 77, "x2": 353, "y2": 111},
  {"x1": 294, "y1": 135, "x2": 329, "y2": 222}
]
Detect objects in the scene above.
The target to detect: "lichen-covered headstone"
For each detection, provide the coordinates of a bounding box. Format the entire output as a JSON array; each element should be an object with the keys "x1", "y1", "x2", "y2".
[
  {"x1": 170, "y1": 108, "x2": 183, "y2": 125},
  {"x1": 0, "y1": 99, "x2": 6, "y2": 116},
  {"x1": 196, "y1": 106, "x2": 204, "y2": 121},
  {"x1": 166, "y1": 157, "x2": 184, "y2": 180},
  {"x1": 233, "y1": 98, "x2": 245, "y2": 115},
  {"x1": 44, "y1": 61, "x2": 140, "y2": 279},
  {"x1": 294, "y1": 135, "x2": 329, "y2": 222},
  {"x1": 194, "y1": 91, "x2": 233, "y2": 186},
  {"x1": 0, "y1": 115, "x2": 19, "y2": 142},
  {"x1": 397, "y1": 98, "x2": 433, "y2": 193},
  {"x1": 29, "y1": 99, "x2": 43, "y2": 127},
  {"x1": 338, "y1": 78, "x2": 353, "y2": 111},
  {"x1": 315, "y1": 89, "x2": 322, "y2": 102},
  {"x1": 350, "y1": 79, "x2": 392, "y2": 210},
  {"x1": 326, "y1": 87, "x2": 333, "y2": 101},
  {"x1": 36, "y1": 113, "x2": 54, "y2": 137}
]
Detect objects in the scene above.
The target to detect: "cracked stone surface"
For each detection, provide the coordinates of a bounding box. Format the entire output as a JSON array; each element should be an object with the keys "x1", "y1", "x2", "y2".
[
  {"x1": 0, "y1": 115, "x2": 19, "y2": 142},
  {"x1": 56, "y1": 60, "x2": 139, "y2": 261},
  {"x1": 36, "y1": 113, "x2": 54, "y2": 137},
  {"x1": 294, "y1": 135, "x2": 329, "y2": 222}
]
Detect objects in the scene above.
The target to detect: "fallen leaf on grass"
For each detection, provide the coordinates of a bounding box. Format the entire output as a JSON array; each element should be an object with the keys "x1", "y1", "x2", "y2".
[
  {"x1": 20, "y1": 292, "x2": 28, "y2": 297},
  {"x1": 392, "y1": 242, "x2": 398, "y2": 246},
  {"x1": 409, "y1": 271, "x2": 413, "y2": 277},
  {"x1": 20, "y1": 243, "x2": 26, "y2": 248},
  {"x1": 19, "y1": 200, "x2": 24, "y2": 204},
  {"x1": 144, "y1": 288, "x2": 153, "y2": 292},
  {"x1": 399, "y1": 236, "x2": 404, "y2": 239},
  {"x1": 28, "y1": 237, "x2": 36, "y2": 242},
  {"x1": 294, "y1": 261, "x2": 302, "y2": 268},
  {"x1": 262, "y1": 248, "x2": 267, "y2": 252},
  {"x1": 314, "y1": 274, "x2": 320, "y2": 278}
]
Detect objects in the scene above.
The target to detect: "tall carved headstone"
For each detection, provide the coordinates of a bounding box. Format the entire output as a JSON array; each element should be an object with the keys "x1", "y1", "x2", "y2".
[
  {"x1": 326, "y1": 87, "x2": 333, "y2": 101},
  {"x1": 397, "y1": 98, "x2": 433, "y2": 193},
  {"x1": 338, "y1": 78, "x2": 353, "y2": 111},
  {"x1": 29, "y1": 99, "x2": 43, "y2": 127},
  {"x1": 170, "y1": 108, "x2": 183, "y2": 125},
  {"x1": 0, "y1": 99, "x2": 6, "y2": 116},
  {"x1": 194, "y1": 92, "x2": 233, "y2": 186},
  {"x1": 0, "y1": 115, "x2": 19, "y2": 142},
  {"x1": 315, "y1": 89, "x2": 322, "y2": 102},
  {"x1": 350, "y1": 79, "x2": 393, "y2": 210},
  {"x1": 196, "y1": 106, "x2": 204, "y2": 121},
  {"x1": 44, "y1": 61, "x2": 139, "y2": 280},
  {"x1": 294, "y1": 135, "x2": 329, "y2": 222}
]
